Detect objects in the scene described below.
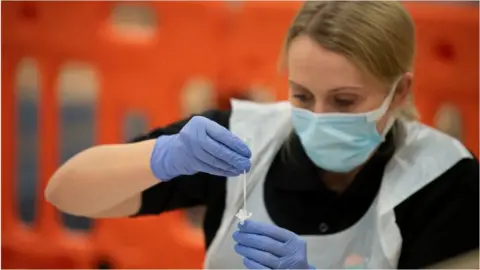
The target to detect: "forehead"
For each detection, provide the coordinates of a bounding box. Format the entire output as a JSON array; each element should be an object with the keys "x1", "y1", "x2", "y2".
[{"x1": 287, "y1": 36, "x2": 368, "y2": 89}]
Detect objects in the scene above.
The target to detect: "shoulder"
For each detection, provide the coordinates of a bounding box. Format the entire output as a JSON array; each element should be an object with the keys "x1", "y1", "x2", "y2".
[
  {"x1": 230, "y1": 99, "x2": 292, "y2": 129},
  {"x1": 398, "y1": 121, "x2": 472, "y2": 158},
  {"x1": 229, "y1": 100, "x2": 293, "y2": 145},
  {"x1": 231, "y1": 99, "x2": 291, "y2": 114},
  {"x1": 393, "y1": 120, "x2": 478, "y2": 218},
  {"x1": 129, "y1": 109, "x2": 232, "y2": 142},
  {"x1": 386, "y1": 121, "x2": 473, "y2": 196}
]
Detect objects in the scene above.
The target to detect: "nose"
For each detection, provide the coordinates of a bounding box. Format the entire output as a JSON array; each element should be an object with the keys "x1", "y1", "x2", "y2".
[{"x1": 312, "y1": 101, "x2": 326, "y2": 114}]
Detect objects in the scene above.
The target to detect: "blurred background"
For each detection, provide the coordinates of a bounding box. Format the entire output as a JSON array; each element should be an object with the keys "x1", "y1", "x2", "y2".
[{"x1": 1, "y1": 1, "x2": 479, "y2": 269}]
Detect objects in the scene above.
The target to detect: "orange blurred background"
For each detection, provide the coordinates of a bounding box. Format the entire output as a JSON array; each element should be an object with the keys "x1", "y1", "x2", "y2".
[{"x1": 1, "y1": 1, "x2": 479, "y2": 269}]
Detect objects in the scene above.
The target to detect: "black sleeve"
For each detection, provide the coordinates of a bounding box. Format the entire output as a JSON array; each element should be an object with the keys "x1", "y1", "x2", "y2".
[
  {"x1": 395, "y1": 157, "x2": 479, "y2": 269},
  {"x1": 129, "y1": 110, "x2": 232, "y2": 216}
]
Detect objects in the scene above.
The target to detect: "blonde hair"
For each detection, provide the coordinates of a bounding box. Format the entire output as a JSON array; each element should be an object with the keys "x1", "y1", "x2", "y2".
[{"x1": 280, "y1": 1, "x2": 419, "y2": 120}]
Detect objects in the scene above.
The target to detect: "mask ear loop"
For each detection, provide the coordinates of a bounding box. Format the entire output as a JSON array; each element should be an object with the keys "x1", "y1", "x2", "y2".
[
  {"x1": 381, "y1": 116, "x2": 397, "y2": 137},
  {"x1": 366, "y1": 77, "x2": 403, "y2": 123}
]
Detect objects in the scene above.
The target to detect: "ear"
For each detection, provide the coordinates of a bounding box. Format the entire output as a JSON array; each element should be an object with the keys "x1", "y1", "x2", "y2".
[{"x1": 391, "y1": 72, "x2": 413, "y2": 110}]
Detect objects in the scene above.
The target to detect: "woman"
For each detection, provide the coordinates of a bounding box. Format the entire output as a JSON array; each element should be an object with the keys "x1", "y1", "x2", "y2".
[{"x1": 45, "y1": 1, "x2": 479, "y2": 269}]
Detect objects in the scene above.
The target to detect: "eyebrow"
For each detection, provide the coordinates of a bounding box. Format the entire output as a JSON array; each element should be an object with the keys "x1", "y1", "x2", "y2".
[{"x1": 288, "y1": 80, "x2": 362, "y2": 93}]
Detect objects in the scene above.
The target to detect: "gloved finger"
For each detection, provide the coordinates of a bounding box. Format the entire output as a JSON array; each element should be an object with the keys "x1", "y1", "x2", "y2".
[
  {"x1": 243, "y1": 257, "x2": 271, "y2": 269},
  {"x1": 238, "y1": 220, "x2": 294, "y2": 243},
  {"x1": 195, "y1": 157, "x2": 243, "y2": 177},
  {"x1": 234, "y1": 244, "x2": 279, "y2": 269},
  {"x1": 193, "y1": 144, "x2": 243, "y2": 173},
  {"x1": 201, "y1": 135, "x2": 251, "y2": 172},
  {"x1": 203, "y1": 119, "x2": 252, "y2": 158},
  {"x1": 233, "y1": 231, "x2": 285, "y2": 257}
]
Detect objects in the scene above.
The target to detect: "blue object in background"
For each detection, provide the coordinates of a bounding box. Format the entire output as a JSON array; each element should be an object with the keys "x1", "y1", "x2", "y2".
[
  {"x1": 16, "y1": 88, "x2": 150, "y2": 231},
  {"x1": 59, "y1": 100, "x2": 96, "y2": 231},
  {"x1": 17, "y1": 88, "x2": 39, "y2": 225},
  {"x1": 124, "y1": 111, "x2": 148, "y2": 142}
]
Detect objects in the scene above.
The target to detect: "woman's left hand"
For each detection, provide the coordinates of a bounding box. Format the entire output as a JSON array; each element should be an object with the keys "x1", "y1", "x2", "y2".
[{"x1": 232, "y1": 220, "x2": 315, "y2": 269}]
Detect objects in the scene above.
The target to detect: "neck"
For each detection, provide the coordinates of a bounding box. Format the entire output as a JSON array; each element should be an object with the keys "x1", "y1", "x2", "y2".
[{"x1": 319, "y1": 167, "x2": 362, "y2": 194}]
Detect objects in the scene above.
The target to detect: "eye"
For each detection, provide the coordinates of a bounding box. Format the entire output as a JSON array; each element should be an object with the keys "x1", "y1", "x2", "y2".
[
  {"x1": 293, "y1": 94, "x2": 310, "y2": 103},
  {"x1": 332, "y1": 92, "x2": 359, "y2": 109},
  {"x1": 334, "y1": 97, "x2": 355, "y2": 107}
]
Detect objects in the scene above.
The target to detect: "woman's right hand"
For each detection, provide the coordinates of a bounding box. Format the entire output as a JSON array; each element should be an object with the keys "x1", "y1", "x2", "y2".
[{"x1": 151, "y1": 116, "x2": 252, "y2": 181}]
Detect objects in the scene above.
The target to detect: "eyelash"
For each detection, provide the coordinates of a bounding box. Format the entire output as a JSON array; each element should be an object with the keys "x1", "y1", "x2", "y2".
[
  {"x1": 293, "y1": 94, "x2": 354, "y2": 107},
  {"x1": 293, "y1": 94, "x2": 309, "y2": 102},
  {"x1": 334, "y1": 98, "x2": 355, "y2": 107}
]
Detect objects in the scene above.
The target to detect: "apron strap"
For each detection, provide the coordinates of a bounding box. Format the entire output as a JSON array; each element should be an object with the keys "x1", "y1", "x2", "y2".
[{"x1": 378, "y1": 121, "x2": 472, "y2": 215}]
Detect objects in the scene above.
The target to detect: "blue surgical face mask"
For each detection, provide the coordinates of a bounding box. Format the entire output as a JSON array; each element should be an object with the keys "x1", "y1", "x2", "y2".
[{"x1": 291, "y1": 83, "x2": 398, "y2": 173}]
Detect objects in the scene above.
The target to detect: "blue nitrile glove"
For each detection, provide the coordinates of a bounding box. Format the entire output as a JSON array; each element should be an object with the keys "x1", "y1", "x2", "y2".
[
  {"x1": 233, "y1": 220, "x2": 316, "y2": 269},
  {"x1": 150, "y1": 116, "x2": 251, "y2": 181}
]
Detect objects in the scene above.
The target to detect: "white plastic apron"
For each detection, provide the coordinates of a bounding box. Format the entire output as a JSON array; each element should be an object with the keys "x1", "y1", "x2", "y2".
[{"x1": 204, "y1": 100, "x2": 472, "y2": 269}]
